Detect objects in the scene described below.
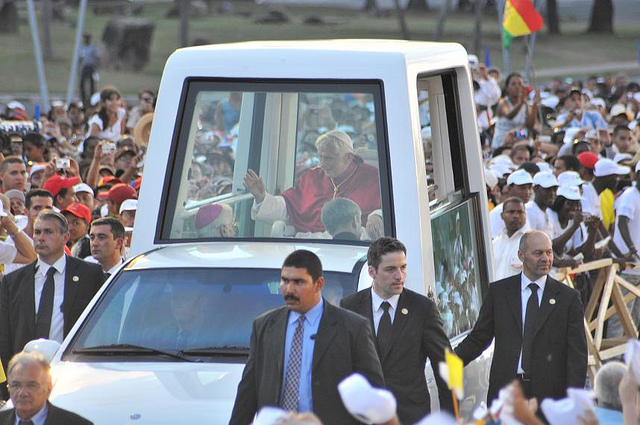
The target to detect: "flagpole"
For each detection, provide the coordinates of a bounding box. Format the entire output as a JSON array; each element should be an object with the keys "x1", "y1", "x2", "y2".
[
  {"x1": 524, "y1": 36, "x2": 543, "y2": 130},
  {"x1": 525, "y1": 0, "x2": 541, "y2": 82},
  {"x1": 498, "y1": 0, "x2": 510, "y2": 75}
]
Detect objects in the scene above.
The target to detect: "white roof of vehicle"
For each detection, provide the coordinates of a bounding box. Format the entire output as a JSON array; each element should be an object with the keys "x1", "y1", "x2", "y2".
[
  {"x1": 164, "y1": 39, "x2": 468, "y2": 79},
  {"x1": 127, "y1": 242, "x2": 368, "y2": 273}
]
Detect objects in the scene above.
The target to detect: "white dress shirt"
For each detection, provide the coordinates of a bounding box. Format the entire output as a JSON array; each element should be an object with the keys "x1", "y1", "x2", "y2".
[
  {"x1": 526, "y1": 202, "x2": 554, "y2": 238},
  {"x1": 517, "y1": 273, "x2": 546, "y2": 373},
  {"x1": 492, "y1": 224, "x2": 530, "y2": 280},
  {"x1": 34, "y1": 255, "x2": 67, "y2": 343},
  {"x1": 370, "y1": 288, "x2": 400, "y2": 334}
]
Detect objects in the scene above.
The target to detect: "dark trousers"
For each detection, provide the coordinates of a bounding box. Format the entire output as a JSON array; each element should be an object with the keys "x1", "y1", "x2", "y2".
[{"x1": 80, "y1": 65, "x2": 96, "y2": 105}]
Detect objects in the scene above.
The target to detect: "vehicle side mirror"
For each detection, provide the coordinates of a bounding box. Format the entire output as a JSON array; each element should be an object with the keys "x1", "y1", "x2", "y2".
[{"x1": 23, "y1": 339, "x2": 61, "y2": 363}]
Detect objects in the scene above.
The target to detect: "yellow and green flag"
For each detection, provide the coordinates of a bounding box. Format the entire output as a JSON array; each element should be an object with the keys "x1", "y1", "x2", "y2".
[{"x1": 502, "y1": 0, "x2": 544, "y2": 49}]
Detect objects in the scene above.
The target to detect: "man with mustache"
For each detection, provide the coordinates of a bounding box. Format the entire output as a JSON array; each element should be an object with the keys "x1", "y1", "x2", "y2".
[
  {"x1": 0, "y1": 211, "x2": 106, "y2": 375},
  {"x1": 230, "y1": 249, "x2": 384, "y2": 425},
  {"x1": 455, "y1": 231, "x2": 587, "y2": 409}
]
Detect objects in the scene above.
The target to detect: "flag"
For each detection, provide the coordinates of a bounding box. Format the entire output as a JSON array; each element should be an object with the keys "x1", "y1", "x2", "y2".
[
  {"x1": 440, "y1": 349, "x2": 464, "y2": 399},
  {"x1": 502, "y1": 0, "x2": 544, "y2": 50}
]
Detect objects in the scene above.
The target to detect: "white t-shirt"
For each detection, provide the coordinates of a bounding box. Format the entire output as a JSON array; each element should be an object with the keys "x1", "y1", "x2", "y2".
[
  {"x1": 613, "y1": 186, "x2": 640, "y2": 255},
  {"x1": 87, "y1": 107, "x2": 126, "y2": 141},
  {"x1": 548, "y1": 209, "x2": 585, "y2": 254},
  {"x1": 581, "y1": 182, "x2": 601, "y2": 218},
  {"x1": 526, "y1": 202, "x2": 554, "y2": 238}
]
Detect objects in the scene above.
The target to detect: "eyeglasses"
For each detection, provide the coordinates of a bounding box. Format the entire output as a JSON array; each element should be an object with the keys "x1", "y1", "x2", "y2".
[{"x1": 8, "y1": 381, "x2": 41, "y2": 392}]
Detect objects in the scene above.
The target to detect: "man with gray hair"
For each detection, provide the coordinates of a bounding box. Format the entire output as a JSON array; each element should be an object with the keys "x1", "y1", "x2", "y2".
[
  {"x1": 0, "y1": 211, "x2": 105, "y2": 371},
  {"x1": 243, "y1": 130, "x2": 381, "y2": 235},
  {"x1": 321, "y1": 198, "x2": 362, "y2": 240},
  {"x1": 594, "y1": 361, "x2": 625, "y2": 424},
  {"x1": 0, "y1": 351, "x2": 92, "y2": 424}
]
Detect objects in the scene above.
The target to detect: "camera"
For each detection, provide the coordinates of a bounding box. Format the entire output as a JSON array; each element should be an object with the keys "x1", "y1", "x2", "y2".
[
  {"x1": 515, "y1": 129, "x2": 528, "y2": 141},
  {"x1": 56, "y1": 158, "x2": 70, "y2": 169},
  {"x1": 102, "y1": 142, "x2": 117, "y2": 154}
]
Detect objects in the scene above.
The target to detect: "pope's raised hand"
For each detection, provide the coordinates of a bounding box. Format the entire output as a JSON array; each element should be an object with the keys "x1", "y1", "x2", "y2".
[{"x1": 243, "y1": 169, "x2": 266, "y2": 203}]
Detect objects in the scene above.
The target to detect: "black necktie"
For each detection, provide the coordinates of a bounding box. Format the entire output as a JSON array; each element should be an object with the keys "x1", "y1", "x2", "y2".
[
  {"x1": 35, "y1": 267, "x2": 57, "y2": 339},
  {"x1": 522, "y1": 283, "x2": 539, "y2": 373},
  {"x1": 377, "y1": 301, "x2": 392, "y2": 359}
]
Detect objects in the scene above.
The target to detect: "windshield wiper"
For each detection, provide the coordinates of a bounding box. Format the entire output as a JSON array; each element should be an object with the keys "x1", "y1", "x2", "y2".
[
  {"x1": 180, "y1": 346, "x2": 249, "y2": 356},
  {"x1": 73, "y1": 343, "x2": 197, "y2": 362}
]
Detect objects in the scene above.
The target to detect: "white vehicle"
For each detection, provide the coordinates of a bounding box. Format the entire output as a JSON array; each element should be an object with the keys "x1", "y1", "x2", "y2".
[{"x1": 41, "y1": 40, "x2": 494, "y2": 423}]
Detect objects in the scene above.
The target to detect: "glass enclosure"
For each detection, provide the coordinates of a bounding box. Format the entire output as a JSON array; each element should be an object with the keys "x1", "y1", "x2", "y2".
[
  {"x1": 159, "y1": 81, "x2": 390, "y2": 243},
  {"x1": 67, "y1": 268, "x2": 358, "y2": 359}
]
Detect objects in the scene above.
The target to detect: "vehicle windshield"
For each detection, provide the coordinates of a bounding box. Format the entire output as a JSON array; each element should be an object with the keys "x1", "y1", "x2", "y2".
[
  {"x1": 66, "y1": 268, "x2": 358, "y2": 360},
  {"x1": 160, "y1": 81, "x2": 391, "y2": 243}
]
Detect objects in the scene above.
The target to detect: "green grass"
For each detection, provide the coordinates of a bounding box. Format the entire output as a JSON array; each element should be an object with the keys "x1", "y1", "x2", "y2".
[{"x1": 1, "y1": 2, "x2": 638, "y2": 97}]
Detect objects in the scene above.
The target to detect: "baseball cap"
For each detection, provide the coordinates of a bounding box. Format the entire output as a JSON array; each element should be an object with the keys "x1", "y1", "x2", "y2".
[
  {"x1": 609, "y1": 103, "x2": 632, "y2": 120},
  {"x1": 7, "y1": 101, "x2": 25, "y2": 110},
  {"x1": 338, "y1": 373, "x2": 396, "y2": 425},
  {"x1": 107, "y1": 183, "x2": 137, "y2": 205},
  {"x1": 62, "y1": 202, "x2": 91, "y2": 224},
  {"x1": 29, "y1": 163, "x2": 47, "y2": 178},
  {"x1": 119, "y1": 199, "x2": 138, "y2": 214},
  {"x1": 532, "y1": 171, "x2": 559, "y2": 188},
  {"x1": 577, "y1": 152, "x2": 599, "y2": 170},
  {"x1": 593, "y1": 158, "x2": 630, "y2": 177},
  {"x1": 42, "y1": 175, "x2": 80, "y2": 197},
  {"x1": 74, "y1": 183, "x2": 94, "y2": 194},
  {"x1": 613, "y1": 153, "x2": 633, "y2": 164},
  {"x1": 506, "y1": 169, "x2": 533, "y2": 186},
  {"x1": 4, "y1": 189, "x2": 25, "y2": 203},
  {"x1": 557, "y1": 185, "x2": 582, "y2": 201},
  {"x1": 557, "y1": 171, "x2": 584, "y2": 187},
  {"x1": 97, "y1": 175, "x2": 122, "y2": 187}
]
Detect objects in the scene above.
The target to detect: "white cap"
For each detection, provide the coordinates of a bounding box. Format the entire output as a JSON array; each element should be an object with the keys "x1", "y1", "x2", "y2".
[
  {"x1": 557, "y1": 171, "x2": 584, "y2": 187},
  {"x1": 507, "y1": 169, "x2": 533, "y2": 186},
  {"x1": 540, "y1": 388, "x2": 596, "y2": 425},
  {"x1": 563, "y1": 127, "x2": 581, "y2": 144},
  {"x1": 338, "y1": 373, "x2": 396, "y2": 425},
  {"x1": 610, "y1": 103, "x2": 628, "y2": 118},
  {"x1": 533, "y1": 171, "x2": 559, "y2": 188},
  {"x1": 584, "y1": 129, "x2": 599, "y2": 140},
  {"x1": 557, "y1": 185, "x2": 582, "y2": 201},
  {"x1": 29, "y1": 163, "x2": 46, "y2": 178},
  {"x1": 613, "y1": 153, "x2": 633, "y2": 164},
  {"x1": 7, "y1": 100, "x2": 25, "y2": 110},
  {"x1": 590, "y1": 97, "x2": 606, "y2": 109},
  {"x1": 540, "y1": 95, "x2": 559, "y2": 109},
  {"x1": 489, "y1": 154, "x2": 516, "y2": 169},
  {"x1": 468, "y1": 54, "x2": 479, "y2": 69},
  {"x1": 90, "y1": 92, "x2": 101, "y2": 107},
  {"x1": 119, "y1": 198, "x2": 138, "y2": 214},
  {"x1": 74, "y1": 183, "x2": 93, "y2": 194},
  {"x1": 593, "y1": 158, "x2": 630, "y2": 177},
  {"x1": 536, "y1": 162, "x2": 552, "y2": 173}
]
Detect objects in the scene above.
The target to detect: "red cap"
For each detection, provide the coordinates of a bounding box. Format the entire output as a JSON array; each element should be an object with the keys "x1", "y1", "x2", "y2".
[
  {"x1": 108, "y1": 183, "x2": 137, "y2": 205},
  {"x1": 42, "y1": 175, "x2": 80, "y2": 197},
  {"x1": 97, "y1": 175, "x2": 122, "y2": 187},
  {"x1": 62, "y1": 202, "x2": 91, "y2": 224},
  {"x1": 577, "y1": 151, "x2": 600, "y2": 170}
]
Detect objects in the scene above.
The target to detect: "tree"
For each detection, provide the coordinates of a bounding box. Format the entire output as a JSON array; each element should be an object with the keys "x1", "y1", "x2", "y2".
[
  {"x1": 588, "y1": 0, "x2": 614, "y2": 33},
  {"x1": 546, "y1": 0, "x2": 560, "y2": 34},
  {"x1": 407, "y1": 0, "x2": 429, "y2": 10}
]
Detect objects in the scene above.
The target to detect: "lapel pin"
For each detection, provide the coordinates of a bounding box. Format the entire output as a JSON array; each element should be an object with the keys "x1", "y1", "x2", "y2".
[
  {"x1": 401, "y1": 308, "x2": 408, "y2": 315},
  {"x1": 72, "y1": 276, "x2": 80, "y2": 283},
  {"x1": 549, "y1": 299, "x2": 556, "y2": 305}
]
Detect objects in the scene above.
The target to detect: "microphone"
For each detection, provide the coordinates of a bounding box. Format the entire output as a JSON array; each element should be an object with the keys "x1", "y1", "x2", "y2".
[{"x1": 310, "y1": 334, "x2": 317, "y2": 340}]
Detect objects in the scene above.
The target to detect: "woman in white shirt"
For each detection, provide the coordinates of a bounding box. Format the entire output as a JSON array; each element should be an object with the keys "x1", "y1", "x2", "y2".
[
  {"x1": 492, "y1": 73, "x2": 539, "y2": 149},
  {"x1": 87, "y1": 87, "x2": 126, "y2": 141}
]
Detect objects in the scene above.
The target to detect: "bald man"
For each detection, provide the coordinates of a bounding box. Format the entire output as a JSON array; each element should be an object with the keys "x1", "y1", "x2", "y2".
[{"x1": 455, "y1": 231, "x2": 587, "y2": 405}]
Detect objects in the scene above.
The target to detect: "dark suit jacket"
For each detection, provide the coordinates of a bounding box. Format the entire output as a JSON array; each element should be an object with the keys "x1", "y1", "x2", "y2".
[
  {"x1": 341, "y1": 288, "x2": 454, "y2": 424},
  {"x1": 229, "y1": 299, "x2": 385, "y2": 425},
  {"x1": 0, "y1": 256, "x2": 106, "y2": 369},
  {"x1": 455, "y1": 274, "x2": 587, "y2": 404},
  {"x1": 0, "y1": 401, "x2": 93, "y2": 424}
]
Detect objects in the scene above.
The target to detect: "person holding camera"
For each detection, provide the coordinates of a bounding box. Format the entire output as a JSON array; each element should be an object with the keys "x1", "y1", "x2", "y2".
[{"x1": 491, "y1": 73, "x2": 539, "y2": 150}]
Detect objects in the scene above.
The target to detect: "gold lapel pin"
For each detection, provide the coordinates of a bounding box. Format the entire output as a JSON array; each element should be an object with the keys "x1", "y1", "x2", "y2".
[
  {"x1": 549, "y1": 299, "x2": 556, "y2": 305},
  {"x1": 72, "y1": 276, "x2": 80, "y2": 283},
  {"x1": 401, "y1": 308, "x2": 409, "y2": 315}
]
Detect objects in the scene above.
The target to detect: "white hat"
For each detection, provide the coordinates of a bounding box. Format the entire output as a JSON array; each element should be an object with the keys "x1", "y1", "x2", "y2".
[
  {"x1": 252, "y1": 407, "x2": 288, "y2": 425},
  {"x1": 29, "y1": 163, "x2": 47, "y2": 178},
  {"x1": 74, "y1": 183, "x2": 94, "y2": 194},
  {"x1": 483, "y1": 167, "x2": 498, "y2": 190},
  {"x1": 590, "y1": 97, "x2": 606, "y2": 109},
  {"x1": 533, "y1": 171, "x2": 559, "y2": 188},
  {"x1": 507, "y1": 169, "x2": 533, "y2": 186},
  {"x1": 468, "y1": 54, "x2": 479, "y2": 69},
  {"x1": 594, "y1": 158, "x2": 630, "y2": 177},
  {"x1": 557, "y1": 171, "x2": 584, "y2": 187},
  {"x1": 338, "y1": 373, "x2": 396, "y2": 425},
  {"x1": 540, "y1": 388, "x2": 596, "y2": 425},
  {"x1": 563, "y1": 127, "x2": 581, "y2": 144},
  {"x1": 489, "y1": 163, "x2": 512, "y2": 179},
  {"x1": 557, "y1": 185, "x2": 582, "y2": 201},
  {"x1": 584, "y1": 129, "x2": 599, "y2": 140},
  {"x1": 7, "y1": 100, "x2": 25, "y2": 110},
  {"x1": 536, "y1": 162, "x2": 552, "y2": 173},
  {"x1": 540, "y1": 95, "x2": 559, "y2": 109},
  {"x1": 613, "y1": 153, "x2": 633, "y2": 164},
  {"x1": 609, "y1": 103, "x2": 628, "y2": 118},
  {"x1": 90, "y1": 92, "x2": 101, "y2": 107},
  {"x1": 119, "y1": 198, "x2": 138, "y2": 214}
]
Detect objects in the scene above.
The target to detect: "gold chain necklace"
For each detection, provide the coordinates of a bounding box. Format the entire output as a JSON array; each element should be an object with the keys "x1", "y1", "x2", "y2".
[{"x1": 329, "y1": 165, "x2": 358, "y2": 199}]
